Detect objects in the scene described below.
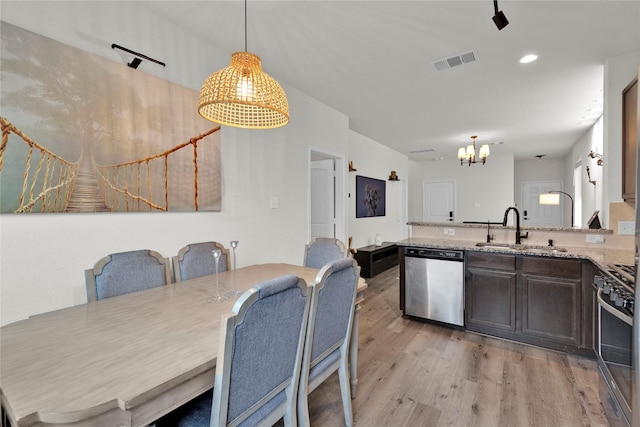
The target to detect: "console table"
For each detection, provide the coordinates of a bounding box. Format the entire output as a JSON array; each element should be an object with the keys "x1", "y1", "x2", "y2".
[{"x1": 354, "y1": 242, "x2": 398, "y2": 278}]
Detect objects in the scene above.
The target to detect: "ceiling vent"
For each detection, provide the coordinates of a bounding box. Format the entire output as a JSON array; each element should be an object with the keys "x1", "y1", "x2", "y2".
[
  {"x1": 409, "y1": 148, "x2": 436, "y2": 154},
  {"x1": 433, "y1": 50, "x2": 478, "y2": 71}
]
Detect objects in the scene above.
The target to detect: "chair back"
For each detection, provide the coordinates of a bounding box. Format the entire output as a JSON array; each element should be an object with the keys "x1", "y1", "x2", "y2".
[
  {"x1": 85, "y1": 249, "x2": 171, "y2": 301},
  {"x1": 298, "y1": 257, "x2": 360, "y2": 426},
  {"x1": 212, "y1": 274, "x2": 311, "y2": 427},
  {"x1": 303, "y1": 238, "x2": 347, "y2": 269},
  {"x1": 173, "y1": 242, "x2": 230, "y2": 282}
]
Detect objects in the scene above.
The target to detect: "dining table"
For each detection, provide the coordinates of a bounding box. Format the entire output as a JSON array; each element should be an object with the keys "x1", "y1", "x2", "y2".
[{"x1": 0, "y1": 263, "x2": 367, "y2": 427}]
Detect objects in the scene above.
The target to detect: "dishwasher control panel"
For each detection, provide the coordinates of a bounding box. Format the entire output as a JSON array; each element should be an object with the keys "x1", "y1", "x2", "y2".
[{"x1": 405, "y1": 247, "x2": 464, "y2": 261}]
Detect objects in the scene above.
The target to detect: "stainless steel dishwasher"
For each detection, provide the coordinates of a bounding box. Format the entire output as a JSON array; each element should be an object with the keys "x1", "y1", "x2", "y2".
[{"x1": 403, "y1": 247, "x2": 464, "y2": 326}]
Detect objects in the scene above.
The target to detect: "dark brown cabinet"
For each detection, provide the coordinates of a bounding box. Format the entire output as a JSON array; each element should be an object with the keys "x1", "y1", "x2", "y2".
[
  {"x1": 622, "y1": 77, "x2": 637, "y2": 201},
  {"x1": 465, "y1": 252, "x2": 593, "y2": 357},
  {"x1": 521, "y1": 273, "x2": 581, "y2": 346},
  {"x1": 466, "y1": 252, "x2": 517, "y2": 332}
]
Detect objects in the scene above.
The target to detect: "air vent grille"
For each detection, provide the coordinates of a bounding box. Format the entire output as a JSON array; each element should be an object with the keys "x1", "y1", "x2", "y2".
[
  {"x1": 433, "y1": 50, "x2": 478, "y2": 71},
  {"x1": 409, "y1": 148, "x2": 436, "y2": 154}
]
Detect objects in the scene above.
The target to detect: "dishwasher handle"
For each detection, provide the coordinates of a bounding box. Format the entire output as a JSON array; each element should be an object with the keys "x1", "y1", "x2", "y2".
[{"x1": 404, "y1": 247, "x2": 464, "y2": 261}]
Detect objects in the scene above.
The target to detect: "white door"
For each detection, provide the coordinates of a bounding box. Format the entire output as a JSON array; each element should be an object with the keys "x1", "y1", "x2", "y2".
[
  {"x1": 310, "y1": 159, "x2": 335, "y2": 239},
  {"x1": 521, "y1": 180, "x2": 563, "y2": 226},
  {"x1": 423, "y1": 181, "x2": 455, "y2": 223}
]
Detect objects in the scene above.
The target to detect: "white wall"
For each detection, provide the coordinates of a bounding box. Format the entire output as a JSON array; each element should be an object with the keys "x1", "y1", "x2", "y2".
[
  {"x1": 408, "y1": 153, "x2": 514, "y2": 224},
  {"x1": 565, "y1": 117, "x2": 605, "y2": 227},
  {"x1": 348, "y1": 131, "x2": 409, "y2": 249},
  {"x1": 0, "y1": 2, "x2": 406, "y2": 325}
]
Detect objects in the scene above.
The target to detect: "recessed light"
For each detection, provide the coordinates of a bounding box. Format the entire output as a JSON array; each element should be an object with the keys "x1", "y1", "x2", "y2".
[{"x1": 519, "y1": 54, "x2": 538, "y2": 64}]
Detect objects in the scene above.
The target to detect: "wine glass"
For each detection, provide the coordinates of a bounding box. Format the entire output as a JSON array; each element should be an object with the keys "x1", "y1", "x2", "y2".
[
  {"x1": 228, "y1": 240, "x2": 241, "y2": 295},
  {"x1": 209, "y1": 248, "x2": 227, "y2": 302}
]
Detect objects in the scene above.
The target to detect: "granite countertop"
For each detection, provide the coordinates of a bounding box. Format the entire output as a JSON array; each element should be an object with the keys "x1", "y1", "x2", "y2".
[
  {"x1": 396, "y1": 237, "x2": 635, "y2": 270},
  {"x1": 408, "y1": 221, "x2": 613, "y2": 234}
]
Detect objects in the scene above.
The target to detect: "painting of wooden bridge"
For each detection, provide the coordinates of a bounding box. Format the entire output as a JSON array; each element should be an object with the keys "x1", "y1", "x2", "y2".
[
  {"x1": 1, "y1": 117, "x2": 221, "y2": 213},
  {"x1": 1, "y1": 22, "x2": 223, "y2": 214}
]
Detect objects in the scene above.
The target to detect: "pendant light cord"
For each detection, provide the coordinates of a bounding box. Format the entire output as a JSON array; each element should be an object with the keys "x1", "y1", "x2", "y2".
[{"x1": 244, "y1": 0, "x2": 248, "y2": 52}]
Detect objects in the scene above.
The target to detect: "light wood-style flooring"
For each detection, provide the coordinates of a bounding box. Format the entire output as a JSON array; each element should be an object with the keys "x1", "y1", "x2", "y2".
[{"x1": 306, "y1": 266, "x2": 610, "y2": 427}]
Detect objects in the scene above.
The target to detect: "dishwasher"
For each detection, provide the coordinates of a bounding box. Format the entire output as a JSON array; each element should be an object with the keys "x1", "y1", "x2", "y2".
[{"x1": 403, "y1": 247, "x2": 464, "y2": 326}]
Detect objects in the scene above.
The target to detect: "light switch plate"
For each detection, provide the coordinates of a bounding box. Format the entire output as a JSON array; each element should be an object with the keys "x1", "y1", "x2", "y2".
[
  {"x1": 586, "y1": 234, "x2": 605, "y2": 244},
  {"x1": 270, "y1": 197, "x2": 279, "y2": 209},
  {"x1": 618, "y1": 221, "x2": 635, "y2": 235}
]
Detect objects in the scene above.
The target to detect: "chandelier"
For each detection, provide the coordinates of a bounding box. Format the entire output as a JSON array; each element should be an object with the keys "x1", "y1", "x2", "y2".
[
  {"x1": 198, "y1": 0, "x2": 289, "y2": 129},
  {"x1": 458, "y1": 135, "x2": 490, "y2": 166}
]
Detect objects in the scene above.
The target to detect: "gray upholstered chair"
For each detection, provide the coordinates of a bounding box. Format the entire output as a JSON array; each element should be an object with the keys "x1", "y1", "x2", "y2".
[
  {"x1": 173, "y1": 241, "x2": 230, "y2": 282},
  {"x1": 85, "y1": 249, "x2": 171, "y2": 302},
  {"x1": 156, "y1": 274, "x2": 311, "y2": 427},
  {"x1": 297, "y1": 257, "x2": 360, "y2": 427},
  {"x1": 303, "y1": 237, "x2": 348, "y2": 269}
]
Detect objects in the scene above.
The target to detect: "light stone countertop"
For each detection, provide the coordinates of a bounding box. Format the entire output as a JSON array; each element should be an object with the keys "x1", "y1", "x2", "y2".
[
  {"x1": 396, "y1": 237, "x2": 635, "y2": 270},
  {"x1": 407, "y1": 221, "x2": 613, "y2": 234}
]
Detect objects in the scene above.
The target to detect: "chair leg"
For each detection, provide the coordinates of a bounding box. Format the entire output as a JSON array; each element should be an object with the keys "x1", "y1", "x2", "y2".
[
  {"x1": 338, "y1": 362, "x2": 353, "y2": 427},
  {"x1": 284, "y1": 410, "x2": 297, "y2": 427},
  {"x1": 297, "y1": 382, "x2": 311, "y2": 427}
]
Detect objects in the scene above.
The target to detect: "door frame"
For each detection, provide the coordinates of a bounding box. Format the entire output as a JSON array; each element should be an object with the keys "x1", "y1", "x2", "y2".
[{"x1": 308, "y1": 146, "x2": 346, "y2": 244}]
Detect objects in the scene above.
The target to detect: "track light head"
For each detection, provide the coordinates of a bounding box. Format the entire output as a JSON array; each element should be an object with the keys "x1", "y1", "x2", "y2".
[
  {"x1": 492, "y1": 1, "x2": 509, "y2": 30},
  {"x1": 493, "y1": 10, "x2": 509, "y2": 30}
]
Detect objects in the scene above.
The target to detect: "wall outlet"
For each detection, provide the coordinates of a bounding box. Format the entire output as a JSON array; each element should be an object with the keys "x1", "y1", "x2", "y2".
[
  {"x1": 270, "y1": 197, "x2": 279, "y2": 209},
  {"x1": 444, "y1": 228, "x2": 455, "y2": 236},
  {"x1": 618, "y1": 221, "x2": 635, "y2": 235},
  {"x1": 586, "y1": 234, "x2": 605, "y2": 244}
]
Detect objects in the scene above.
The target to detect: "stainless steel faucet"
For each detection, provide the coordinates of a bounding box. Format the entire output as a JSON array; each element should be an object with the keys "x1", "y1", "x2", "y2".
[{"x1": 503, "y1": 207, "x2": 529, "y2": 244}]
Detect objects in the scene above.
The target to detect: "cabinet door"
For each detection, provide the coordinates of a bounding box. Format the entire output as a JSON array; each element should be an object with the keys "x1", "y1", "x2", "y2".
[
  {"x1": 521, "y1": 274, "x2": 581, "y2": 345},
  {"x1": 622, "y1": 78, "x2": 637, "y2": 201},
  {"x1": 465, "y1": 267, "x2": 517, "y2": 331}
]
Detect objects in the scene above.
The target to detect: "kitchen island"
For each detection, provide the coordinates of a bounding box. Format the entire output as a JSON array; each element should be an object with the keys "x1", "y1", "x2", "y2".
[{"x1": 396, "y1": 234, "x2": 634, "y2": 357}]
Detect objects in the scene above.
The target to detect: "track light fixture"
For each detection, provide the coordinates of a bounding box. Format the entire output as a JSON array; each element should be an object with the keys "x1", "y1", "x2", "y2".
[
  {"x1": 111, "y1": 44, "x2": 166, "y2": 69},
  {"x1": 492, "y1": 0, "x2": 509, "y2": 30}
]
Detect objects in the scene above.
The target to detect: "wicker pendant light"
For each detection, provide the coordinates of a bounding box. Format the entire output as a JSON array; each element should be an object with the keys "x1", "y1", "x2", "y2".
[{"x1": 198, "y1": 0, "x2": 289, "y2": 129}]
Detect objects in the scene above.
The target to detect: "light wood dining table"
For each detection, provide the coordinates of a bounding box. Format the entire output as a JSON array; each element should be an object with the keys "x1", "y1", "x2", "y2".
[{"x1": 0, "y1": 263, "x2": 367, "y2": 427}]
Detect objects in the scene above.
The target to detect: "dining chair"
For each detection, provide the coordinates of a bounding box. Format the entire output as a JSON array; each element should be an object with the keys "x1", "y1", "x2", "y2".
[
  {"x1": 156, "y1": 274, "x2": 311, "y2": 427},
  {"x1": 173, "y1": 241, "x2": 230, "y2": 282},
  {"x1": 297, "y1": 257, "x2": 360, "y2": 427},
  {"x1": 84, "y1": 249, "x2": 171, "y2": 302},
  {"x1": 303, "y1": 237, "x2": 348, "y2": 269}
]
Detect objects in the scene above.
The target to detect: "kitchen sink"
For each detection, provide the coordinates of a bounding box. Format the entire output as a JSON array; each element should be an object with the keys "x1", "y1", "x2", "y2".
[
  {"x1": 475, "y1": 242, "x2": 567, "y2": 253},
  {"x1": 474, "y1": 242, "x2": 517, "y2": 250}
]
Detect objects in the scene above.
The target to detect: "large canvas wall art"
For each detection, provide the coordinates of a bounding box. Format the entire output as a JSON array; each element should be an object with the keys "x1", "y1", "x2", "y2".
[
  {"x1": 355, "y1": 175, "x2": 386, "y2": 218},
  {"x1": 0, "y1": 22, "x2": 221, "y2": 213}
]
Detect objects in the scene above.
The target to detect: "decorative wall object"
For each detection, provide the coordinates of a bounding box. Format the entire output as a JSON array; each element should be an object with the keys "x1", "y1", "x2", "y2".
[
  {"x1": 356, "y1": 175, "x2": 386, "y2": 218},
  {"x1": 0, "y1": 22, "x2": 221, "y2": 213}
]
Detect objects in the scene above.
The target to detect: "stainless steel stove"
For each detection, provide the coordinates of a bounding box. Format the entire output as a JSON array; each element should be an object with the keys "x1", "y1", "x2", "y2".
[{"x1": 594, "y1": 263, "x2": 636, "y2": 427}]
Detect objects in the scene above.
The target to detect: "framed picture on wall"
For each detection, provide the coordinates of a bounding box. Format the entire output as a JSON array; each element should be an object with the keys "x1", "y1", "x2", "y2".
[
  {"x1": 356, "y1": 175, "x2": 386, "y2": 218},
  {"x1": 1, "y1": 22, "x2": 221, "y2": 214}
]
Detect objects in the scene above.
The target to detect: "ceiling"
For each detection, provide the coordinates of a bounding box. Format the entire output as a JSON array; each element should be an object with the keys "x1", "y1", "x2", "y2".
[{"x1": 140, "y1": 1, "x2": 640, "y2": 161}]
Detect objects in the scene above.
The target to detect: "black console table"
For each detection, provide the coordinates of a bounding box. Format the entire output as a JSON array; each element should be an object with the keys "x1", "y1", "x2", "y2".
[{"x1": 354, "y1": 242, "x2": 399, "y2": 278}]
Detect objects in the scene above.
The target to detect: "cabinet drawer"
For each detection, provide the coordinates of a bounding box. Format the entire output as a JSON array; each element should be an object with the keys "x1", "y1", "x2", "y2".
[
  {"x1": 466, "y1": 251, "x2": 516, "y2": 271},
  {"x1": 521, "y1": 256, "x2": 581, "y2": 278}
]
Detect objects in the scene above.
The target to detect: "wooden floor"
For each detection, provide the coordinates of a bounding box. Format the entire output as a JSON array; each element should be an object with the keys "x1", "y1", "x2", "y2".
[{"x1": 305, "y1": 266, "x2": 610, "y2": 427}]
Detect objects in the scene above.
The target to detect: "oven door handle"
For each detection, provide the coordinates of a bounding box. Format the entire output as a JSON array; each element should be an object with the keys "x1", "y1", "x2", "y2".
[{"x1": 597, "y1": 288, "x2": 633, "y2": 326}]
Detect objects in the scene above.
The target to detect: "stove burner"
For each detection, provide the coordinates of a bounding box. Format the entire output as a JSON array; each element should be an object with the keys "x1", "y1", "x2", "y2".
[
  {"x1": 595, "y1": 264, "x2": 635, "y2": 316},
  {"x1": 608, "y1": 264, "x2": 636, "y2": 289}
]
